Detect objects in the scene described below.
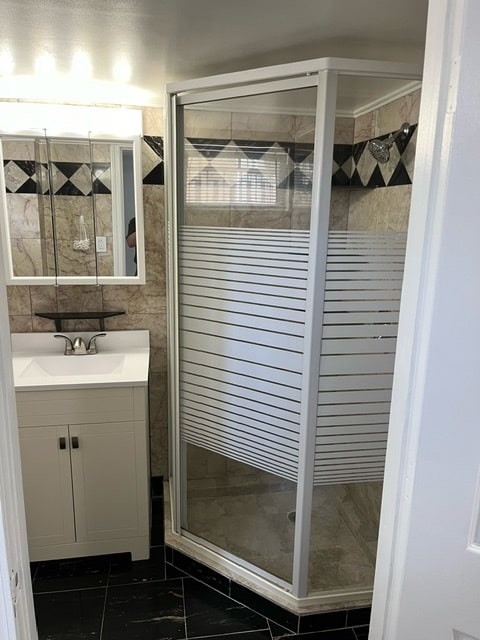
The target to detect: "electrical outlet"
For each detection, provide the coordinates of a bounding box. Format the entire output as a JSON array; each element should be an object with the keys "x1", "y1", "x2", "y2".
[{"x1": 96, "y1": 236, "x2": 107, "y2": 253}]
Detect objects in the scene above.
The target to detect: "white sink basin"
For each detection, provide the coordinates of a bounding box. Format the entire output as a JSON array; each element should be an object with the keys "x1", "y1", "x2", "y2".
[
  {"x1": 11, "y1": 331, "x2": 150, "y2": 390},
  {"x1": 19, "y1": 354, "x2": 126, "y2": 377}
]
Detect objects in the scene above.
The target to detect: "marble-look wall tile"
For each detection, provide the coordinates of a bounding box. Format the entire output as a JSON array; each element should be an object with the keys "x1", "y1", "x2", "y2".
[
  {"x1": 11, "y1": 239, "x2": 43, "y2": 277},
  {"x1": 376, "y1": 186, "x2": 412, "y2": 231},
  {"x1": 59, "y1": 319, "x2": 103, "y2": 332},
  {"x1": 346, "y1": 190, "x2": 377, "y2": 231},
  {"x1": 6, "y1": 194, "x2": 40, "y2": 239},
  {"x1": 338, "y1": 482, "x2": 383, "y2": 564},
  {"x1": 55, "y1": 241, "x2": 97, "y2": 277},
  {"x1": 184, "y1": 208, "x2": 231, "y2": 227},
  {"x1": 348, "y1": 185, "x2": 411, "y2": 232},
  {"x1": 142, "y1": 107, "x2": 164, "y2": 136},
  {"x1": 38, "y1": 196, "x2": 104, "y2": 277},
  {"x1": 290, "y1": 209, "x2": 310, "y2": 230},
  {"x1": 43, "y1": 239, "x2": 56, "y2": 277},
  {"x1": 30, "y1": 285, "x2": 57, "y2": 313},
  {"x1": 32, "y1": 315, "x2": 59, "y2": 332},
  {"x1": 335, "y1": 117, "x2": 354, "y2": 144},
  {"x1": 7, "y1": 286, "x2": 31, "y2": 315},
  {"x1": 106, "y1": 311, "x2": 167, "y2": 373},
  {"x1": 56, "y1": 285, "x2": 103, "y2": 312},
  {"x1": 231, "y1": 208, "x2": 291, "y2": 229},
  {"x1": 232, "y1": 112, "x2": 295, "y2": 142},
  {"x1": 102, "y1": 281, "x2": 165, "y2": 316},
  {"x1": 48, "y1": 141, "x2": 90, "y2": 163},
  {"x1": 375, "y1": 88, "x2": 421, "y2": 137},
  {"x1": 143, "y1": 186, "x2": 165, "y2": 253},
  {"x1": 96, "y1": 250, "x2": 114, "y2": 276},
  {"x1": 329, "y1": 188, "x2": 350, "y2": 230},
  {"x1": 9, "y1": 316, "x2": 33, "y2": 332},
  {"x1": 145, "y1": 248, "x2": 166, "y2": 288},
  {"x1": 94, "y1": 195, "x2": 113, "y2": 237},
  {"x1": 90, "y1": 142, "x2": 111, "y2": 163},
  {"x1": 354, "y1": 88, "x2": 421, "y2": 144},
  {"x1": 354, "y1": 111, "x2": 376, "y2": 144},
  {"x1": 294, "y1": 115, "x2": 316, "y2": 143},
  {"x1": 2, "y1": 139, "x2": 36, "y2": 161},
  {"x1": 184, "y1": 109, "x2": 232, "y2": 139}
]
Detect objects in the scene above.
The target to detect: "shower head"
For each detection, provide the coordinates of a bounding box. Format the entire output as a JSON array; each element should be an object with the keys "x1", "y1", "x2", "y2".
[{"x1": 368, "y1": 122, "x2": 410, "y2": 164}]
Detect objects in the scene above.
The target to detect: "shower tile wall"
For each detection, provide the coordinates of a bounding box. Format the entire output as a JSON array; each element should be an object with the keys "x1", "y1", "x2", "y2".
[
  {"x1": 5, "y1": 87, "x2": 420, "y2": 487},
  {"x1": 348, "y1": 88, "x2": 421, "y2": 232},
  {"x1": 5, "y1": 105, "x2": 169, "y2": 477},
  {"x1": 184, "y1": 106, "x2": 318, "y2": 231}
]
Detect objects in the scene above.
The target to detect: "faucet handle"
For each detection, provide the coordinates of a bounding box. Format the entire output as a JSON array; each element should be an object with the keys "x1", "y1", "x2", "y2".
[
  {"x1": 54, "y1": 333, "x2": 74, "y2": 355},
  {"x1": 87, "y1": 332, "x2": 107, "y2": 354}
]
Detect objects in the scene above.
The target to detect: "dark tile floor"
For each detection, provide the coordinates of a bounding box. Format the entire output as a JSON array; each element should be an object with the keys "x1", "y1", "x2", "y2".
[{"x1": 30, "y1": 497, "x2": 369, "y2": 640}]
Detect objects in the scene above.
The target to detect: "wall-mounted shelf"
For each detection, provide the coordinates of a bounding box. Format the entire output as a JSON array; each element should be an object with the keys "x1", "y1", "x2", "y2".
[{"x1": 35, "y1": 311, "x2": 125, "y2": 332}]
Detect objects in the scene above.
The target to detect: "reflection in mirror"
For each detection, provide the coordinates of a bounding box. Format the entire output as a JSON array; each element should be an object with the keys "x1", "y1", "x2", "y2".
[{"x1": 0, "y1": 134, "x2": 144, "y2": 284}]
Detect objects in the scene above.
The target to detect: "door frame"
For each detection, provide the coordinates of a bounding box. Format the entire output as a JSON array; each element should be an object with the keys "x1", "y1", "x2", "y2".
[
  {"x1": 0, "y1": 229, "x2": 37, "y2": 637},
  {"x1": 370, "y1": 0, "x2": 470, "y2": 637}
]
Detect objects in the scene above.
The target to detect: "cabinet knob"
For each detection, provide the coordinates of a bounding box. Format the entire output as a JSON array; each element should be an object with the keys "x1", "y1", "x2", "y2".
[
  {"x1": 59, "y1": 437, "x2": 66, "y2": 450},
  {"x1": 71, "y1": 436, "x2": 79, "y2": 449}
]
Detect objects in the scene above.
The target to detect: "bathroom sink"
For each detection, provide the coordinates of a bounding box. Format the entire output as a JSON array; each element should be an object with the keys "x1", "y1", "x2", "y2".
[
  {"x1": 11, "y1": 330, "x2": 150, "y2": 390},
  {"x1": 19, "y1": 354, "x2": 126, "y2": 377}
]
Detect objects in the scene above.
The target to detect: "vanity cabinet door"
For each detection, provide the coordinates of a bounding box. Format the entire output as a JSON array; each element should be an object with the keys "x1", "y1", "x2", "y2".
[
  {"x1": 69, "y1": 421, "x2": 146, "y2": 543},
  {"x1": 18, "y1": 425, "x2": 75, "y2": 548}
]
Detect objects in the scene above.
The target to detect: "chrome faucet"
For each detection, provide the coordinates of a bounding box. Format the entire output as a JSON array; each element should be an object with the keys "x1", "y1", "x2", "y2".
[
  {"x1": 72, "y1": 336, "x2": 87, "y2": 355},
  {"x1": 54, "y1": 333, "x2": 106, "y2": 355}
]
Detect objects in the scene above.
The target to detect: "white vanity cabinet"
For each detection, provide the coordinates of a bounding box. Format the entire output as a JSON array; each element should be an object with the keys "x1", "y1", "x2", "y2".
[{"x1": 16, "y1": 385, "x2": 150, "y2": 562}]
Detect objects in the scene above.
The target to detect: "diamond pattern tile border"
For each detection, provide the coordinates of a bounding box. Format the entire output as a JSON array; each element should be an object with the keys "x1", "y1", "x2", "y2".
[{"x1": 2, "y1": 127, "x2": 416, "y2": 195}]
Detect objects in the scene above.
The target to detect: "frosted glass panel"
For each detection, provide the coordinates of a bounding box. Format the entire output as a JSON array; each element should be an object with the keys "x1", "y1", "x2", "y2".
[{"x1": 179, "y1": 87, "x2": 315, "y2": 585}]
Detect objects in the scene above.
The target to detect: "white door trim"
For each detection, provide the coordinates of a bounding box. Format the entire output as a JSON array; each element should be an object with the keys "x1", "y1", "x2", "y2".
[
  {"x1": 370, "y1": 0, "x2": 468, "y2": 637},
  {"x1": 0, "y1": 184, "x2": 38, "y2": 638}
]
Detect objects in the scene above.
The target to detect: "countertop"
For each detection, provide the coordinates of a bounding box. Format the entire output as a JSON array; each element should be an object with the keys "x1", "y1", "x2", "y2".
[{"x1": 12, "y1": 330, "x2": 150, "y2": 391}]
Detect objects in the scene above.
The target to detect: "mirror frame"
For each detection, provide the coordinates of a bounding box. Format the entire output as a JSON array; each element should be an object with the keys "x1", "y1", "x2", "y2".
[{"x1": 0, "y1": 103, "x2": 146, "y2": 285}]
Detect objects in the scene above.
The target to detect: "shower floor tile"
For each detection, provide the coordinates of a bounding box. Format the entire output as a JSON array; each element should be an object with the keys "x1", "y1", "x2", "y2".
[{"x1": 185, "y1": 482, "x2": 378, "y2": 592}]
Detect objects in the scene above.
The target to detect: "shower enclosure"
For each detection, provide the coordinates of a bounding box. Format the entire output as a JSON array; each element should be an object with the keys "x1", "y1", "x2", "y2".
[{"x1": 165, "y1": 58, "x2": 422, "y2": 612}]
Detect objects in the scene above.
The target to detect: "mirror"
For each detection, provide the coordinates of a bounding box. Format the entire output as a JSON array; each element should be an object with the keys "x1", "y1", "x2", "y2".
[{"x1": 0, "y1": 106, "x2": 145, "y2": 285}]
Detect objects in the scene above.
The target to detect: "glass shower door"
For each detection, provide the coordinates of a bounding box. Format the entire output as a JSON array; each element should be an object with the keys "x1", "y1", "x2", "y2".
[
  {"x1": 175, "y1": 86, "x2": 318, "y2": 585},
  {"x1": 167, "y1": 57, "x2": 421, "y2": 609}
]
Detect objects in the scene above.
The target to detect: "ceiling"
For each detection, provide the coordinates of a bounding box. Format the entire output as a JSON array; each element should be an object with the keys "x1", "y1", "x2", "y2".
[{"x1": 0, "y1": 0, "x2": 429, "y2": 107}]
